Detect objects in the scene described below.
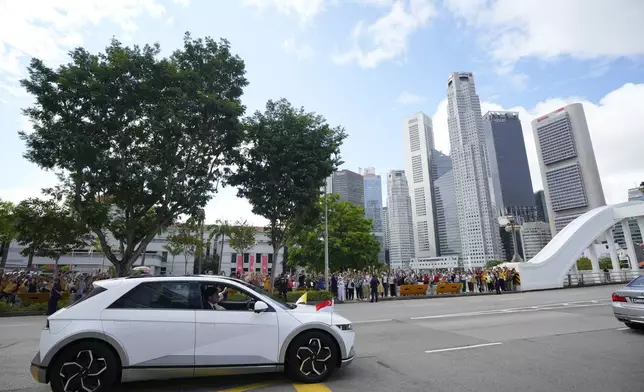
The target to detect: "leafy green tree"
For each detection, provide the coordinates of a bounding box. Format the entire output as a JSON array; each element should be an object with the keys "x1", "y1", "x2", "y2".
[
  {"x1": 13, "y1": 198, "x2": 89, "y2": 269},
  {"x1": 484, "y1": 260, "x2": 504, "y2": 269},
  {"x1": 599, "y1": 256, "x2": 613, "y2": 270},
  {"x1": 287, "y1": 194, "x2": 380, "y2": 273},
  {"x1": 0, "y1": 199, "x2": 15, "y2": 270},
  {"x1": 576, "y1": 257, "x2": 592, "y2": 270},
  {"x1": 168, "y1": 219, "x2": 205, "y2": 275},
  {"x1": 208, "y1": 219, "x2": 232, "y2": 269},
  {"x1": 230, "y1": 99, "x2": 346, "y2": 291},
  {"x1": 19, "y1": 33, "x2": 248, "y2": 276},
  {"x1": 228, "y1": 219, "x2": 257, "y2": 268}
]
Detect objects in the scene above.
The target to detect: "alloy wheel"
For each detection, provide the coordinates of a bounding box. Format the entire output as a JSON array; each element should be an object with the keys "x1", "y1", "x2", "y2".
[
  {"x1": 296, "y1": 337, "x2": 333, "y2": 377},
  {"x1": 59, "y1": 349, "x2": 108, "y2": 392}
]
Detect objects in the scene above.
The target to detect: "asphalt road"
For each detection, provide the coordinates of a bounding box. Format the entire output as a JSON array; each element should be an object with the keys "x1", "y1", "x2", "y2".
[{"x1": 2, "y1": 285, "x2": 643, "y2": 392}]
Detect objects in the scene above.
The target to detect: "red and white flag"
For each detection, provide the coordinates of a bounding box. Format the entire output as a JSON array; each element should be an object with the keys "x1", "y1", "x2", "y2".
[{"x1": 315, "y1": 299, "x2": 334, "y2": 313}]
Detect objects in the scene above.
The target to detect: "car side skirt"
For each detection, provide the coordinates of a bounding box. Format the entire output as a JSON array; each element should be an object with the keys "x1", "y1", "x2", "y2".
[{"x1": 121, "y1": 364, "x2": 284, "y2": 383}]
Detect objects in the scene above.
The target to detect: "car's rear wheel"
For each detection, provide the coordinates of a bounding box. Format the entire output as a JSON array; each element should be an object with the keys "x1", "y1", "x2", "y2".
[
  {"x1": 625, "y1": 322, "x2": 644, "y2": 331},
  {"x1": 286, "y1": 331, "x2": 338, "y2": 383},
  {"x1": 49, "y1": 341, "x2": 119, "y2": 392}
]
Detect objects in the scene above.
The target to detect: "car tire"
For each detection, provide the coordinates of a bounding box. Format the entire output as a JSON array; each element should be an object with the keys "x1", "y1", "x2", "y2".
[
  {"x1": 286, "y1": 330, "x2": 338, "y2": 383},
  {"x1": 49, "y1": 341, "x2": 120, "y2": 392},
  {"x1": 625, "y1": 322, "x2": 644, "y2": 331}
]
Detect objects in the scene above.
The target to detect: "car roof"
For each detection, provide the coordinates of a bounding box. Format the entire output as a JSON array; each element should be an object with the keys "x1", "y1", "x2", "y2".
[{"x1": 96, "y1": 275, "x2": 248, "y2": 287}]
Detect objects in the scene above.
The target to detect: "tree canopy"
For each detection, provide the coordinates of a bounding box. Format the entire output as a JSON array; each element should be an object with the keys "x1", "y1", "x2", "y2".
[
  {"x1": 19, "y1": 33, "x2": 248, "y2": 276},
  {"x1": 228, "y1": 220, "x2": 257, "y2": 256},
  {"x1": 12, "y1": 198, "x2": 90, "y2": 269},
  {"x1": 287, "y1": 194, "x2": 381, "y2": 273},
  {"x1": 229, "y1": 99, "x2": 346, "y2": 290},
  {"x1": 0, "y1": 199, "x2": 15, "y2": 269}
]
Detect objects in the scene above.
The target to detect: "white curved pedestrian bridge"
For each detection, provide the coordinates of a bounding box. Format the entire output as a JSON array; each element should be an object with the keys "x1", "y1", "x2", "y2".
[{"x1": 519, "y1": 201, "x2": 644, "y2": 290}]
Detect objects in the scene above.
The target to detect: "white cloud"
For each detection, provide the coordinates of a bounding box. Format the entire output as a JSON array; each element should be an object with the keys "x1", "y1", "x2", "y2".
[
  {"x1": 444, "y1": 0, "x2": 644, "y2": 70},
  {"x1": 396, "y1": 91, "x2": 427, "y2": 105},
  {"x1": 332, "y1": 0, "x2": 437, "y2": 67},
  {"x1": 283, "y1": 37, "x2": 315, "y2": 60},
  {"x1": 431, "y1": 83, "x2": 644, "y2": 204},
  {"x1": 0, "y1": 0, "x2": 185, "y2": 80},
  {"x1": 243, "y1": 0, "x2": 327, "y2": 25}
]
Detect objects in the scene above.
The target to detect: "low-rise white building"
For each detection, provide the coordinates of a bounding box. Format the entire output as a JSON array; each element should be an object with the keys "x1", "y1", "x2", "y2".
[
  {"x1": 3, "y1": 226, "x2": 284, "y2": 277},
  {"x1": 409, "y1": 255, "x2": 461, "y2": 270}
]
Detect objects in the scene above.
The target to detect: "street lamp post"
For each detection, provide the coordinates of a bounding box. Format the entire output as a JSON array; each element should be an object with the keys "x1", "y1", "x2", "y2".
[
  {"x1": 323, "y1": 183, "x2": 329, "y2": 290},
  {"x1": 505, "y1": 215, "x2": 523, "y2": 263}
]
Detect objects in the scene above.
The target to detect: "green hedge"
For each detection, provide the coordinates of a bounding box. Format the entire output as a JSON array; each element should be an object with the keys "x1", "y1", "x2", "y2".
[{"x1": 0, "y1": 298, "x2": 71, "y2": 313}]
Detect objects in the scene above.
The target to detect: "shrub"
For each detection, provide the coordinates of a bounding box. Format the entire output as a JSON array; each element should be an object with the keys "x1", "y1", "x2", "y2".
[{"x1": 285, "y1": 290, "x2": 333, "y2": 302}]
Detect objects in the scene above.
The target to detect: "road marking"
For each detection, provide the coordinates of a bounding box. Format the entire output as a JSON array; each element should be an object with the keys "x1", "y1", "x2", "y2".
[
  {"x1": 411, "y1": 302, "x2": 609, "y2": 320},
  {"x1": 216, "y1": 381, "x2": 278, "y2": 392},
  {"x1": 353, "y1": 318, "x2": 394, "y2": 324},
  {"x1": 617, "y1": 327, "x2": 630, "y2": 331},
  {"x1": 425, "y1": 342, "x2": 502, "y2": 354},
  {"x1": 0, "y1": 323, "x2": 41, "y2": 327},
  {"x1": 293, "y1": 383, "x2": 333, "y2": 392}
]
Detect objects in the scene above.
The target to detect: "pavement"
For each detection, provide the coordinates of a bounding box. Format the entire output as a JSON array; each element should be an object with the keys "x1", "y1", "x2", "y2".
[{"x1": 2, "y1": 285, "x2": 643, "y2": 392}]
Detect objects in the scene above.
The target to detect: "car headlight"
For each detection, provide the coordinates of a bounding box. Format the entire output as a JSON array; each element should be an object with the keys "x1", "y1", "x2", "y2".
[{"x1": 336, "y1": 324, "x2": 352, "y2": 331}]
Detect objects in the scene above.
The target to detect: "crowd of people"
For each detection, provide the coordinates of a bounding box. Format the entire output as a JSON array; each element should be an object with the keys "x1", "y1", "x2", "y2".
[{"x1": 0, "y1": 265, "x2": 520, "y2": 313}]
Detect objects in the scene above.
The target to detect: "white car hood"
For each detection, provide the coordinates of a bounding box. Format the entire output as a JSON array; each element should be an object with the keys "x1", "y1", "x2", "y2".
[{"x1": 287, "y1": 304, "x2": 351, "y2": 325}]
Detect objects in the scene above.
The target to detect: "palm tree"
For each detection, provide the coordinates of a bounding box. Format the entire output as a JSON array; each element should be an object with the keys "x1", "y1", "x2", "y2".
[
  {"x1": 208, "y1": 219, "x2": 232, "y2": 274},
  {"x1": 162, "y1": 243, "x2": 184, "y2": 275}
]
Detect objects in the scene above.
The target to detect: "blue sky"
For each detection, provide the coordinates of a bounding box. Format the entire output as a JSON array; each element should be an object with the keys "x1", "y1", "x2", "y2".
[{"x1": 1, "y1": 0, "x2": 643, "y2": 225}]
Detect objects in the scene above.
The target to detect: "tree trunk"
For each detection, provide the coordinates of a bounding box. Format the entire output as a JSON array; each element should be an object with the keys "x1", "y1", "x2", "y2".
[
  {"x1": 27, "y1": 249, "x2": 34, "y2": 269},
  {"x1": 54, "y1": 257, "x2": 59, "y2": 273},
  {"x1": 140, "y1": 246, "x2": 147, "y2": 266},
  {"x1": 170, "y1": 255, "x2": 176, "y2": 275},
  {"x1": 0, "y1": 241, "x2": 8, "y2": 270},
  {"x1": 269, "y1": 244, "x2": 278, "y2": 293},
  {"x1": 219, "y1": 234, "x2": 225, "y2": 274}
]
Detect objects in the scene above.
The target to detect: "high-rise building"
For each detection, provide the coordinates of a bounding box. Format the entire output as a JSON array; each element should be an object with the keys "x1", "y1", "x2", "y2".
[
  {"x1": 446, "y1": 72, "x2": 502, "y2": 266},
  {"x1": 360, "y1": 167, "x2": 384, "y2": 262},
  {"x1": 386, "y1": 170, "x2": 415, "y2": 268},
  {"x1": 403, "y1": 112, "x2": 438, "y2": 258},
  {"x1": 383, "y1": 206, "x2": 390, "y2": 261},
  {"x1": 327, "y1": 170, "x2": 364, "y2": 207},
  {"x1": 520, "y1": 222, "x2": 552, "y2": 260},
  {"x1": 431, "y1": 150, "x2": 461, "y2": 255},
  {"x1": 531, "y1": 103, "x2": 606, "y2": 236},
  {"x1": 534, "y1": 190, "x2": 549, "y2": 223},
  {"x1": 483, "y1": 111, "x2": 537, "y2": 223},
  {"x1": 628, "y1": 187, "x2": 644, "y2": 201}
]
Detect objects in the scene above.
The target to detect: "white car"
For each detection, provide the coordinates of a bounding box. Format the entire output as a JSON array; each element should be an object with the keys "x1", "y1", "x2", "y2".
[{"x1": 30, "y1": 275, "x2": 355, "y2": 392}]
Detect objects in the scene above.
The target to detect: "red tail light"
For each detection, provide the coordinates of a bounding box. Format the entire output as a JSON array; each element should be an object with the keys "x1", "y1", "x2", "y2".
[{"x1": 612, "y1": 293, "x2": 627, "y2": 302}]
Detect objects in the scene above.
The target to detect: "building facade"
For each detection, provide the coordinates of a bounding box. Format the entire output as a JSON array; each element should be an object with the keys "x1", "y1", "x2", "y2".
[
  {"x1": 327, "y1": 169, "x2": 364, "y2": 207},
  {"x1": 531, "y1": 103, "x2": 606, "y2": 236},
  {"x1": 431, "y1": 150, "x2": 461, "y2": 256},
  {"x1": 383, "y1": 206, "x2": 390, "y2": 265},
  {"x1": 360, "y1": 167, "x2": 385, "y2": 262},
  {"x1": 483, "y1": 111, "x2": 537, "y2": 223},
  {"x1": 3, "y1": 227, "x2": 284, "y2": 277},
  {"x1": 446, "y1": 72, "x2": 502, "y2": 266},
  {"x1": 404, "y1": 112, "x2": 438, "y2": 258},
  {"x1": 386, "y1": 170, "x2": 415, "y2": 268},
  {"x1": 628, "y1": 187, "x2": 644, "y2": 201},
  {"x1": 534, "y1": 190, "x2": 549, "y2": 223},
  {"x1": 520, "y1": 221, "x2": 552, "y2": 260}
]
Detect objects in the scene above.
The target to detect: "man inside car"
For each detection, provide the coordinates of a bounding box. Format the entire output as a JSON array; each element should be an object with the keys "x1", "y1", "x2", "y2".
[{"x1": 204, "y1": 286, "x2": 227, "y2": 310}]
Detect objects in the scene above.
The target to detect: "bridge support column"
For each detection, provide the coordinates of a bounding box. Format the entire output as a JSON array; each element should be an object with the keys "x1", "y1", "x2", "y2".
[
  {"x1": 587, "y1": 243, "x2": 601, "y2": 283},
  {"x1": 605, "y1": 230, "x2": 621, "y2": 280},
  {"x1": 621, "y1": 220, "x2": 639, "y2": 271}
]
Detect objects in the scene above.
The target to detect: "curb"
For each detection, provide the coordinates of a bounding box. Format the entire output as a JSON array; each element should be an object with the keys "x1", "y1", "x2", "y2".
[{"x1": 0, "y1": 311, "x2": 45, "y2": 317}]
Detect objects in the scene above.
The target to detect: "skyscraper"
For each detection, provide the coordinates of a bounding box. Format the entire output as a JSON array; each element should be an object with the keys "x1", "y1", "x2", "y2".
[
  {"x1": 383, "y1": 206, "x2": 390, "y2": 265},
  {"x1": 483, "y1": 111, "x2": 537, "y2": 222},
  {"x1": 327, "y1": 170, "x2": 364, "y2": 207},
  {"x1": 446, "y1": 72, "x2": 502, "y2": 266},
  {"x1": 360, "y1": 167, "x2": 385, "y2": 262},
  {"x1": 404, "y1": 112, "x2": 438, "y2": 258},
  {"x1": 520, "y1": 222, "x2": 552, "y2": 260},
  {"x1": 386, "y1": 170, "x2": 415, "y2": 268},
  {"x1": 534, "y1": 190, "x2": 549, "y2": 223},
  {"x1": 431, "y1": 150, "x2": 461, "y2": 255},
  {"x1": 531, "y1": 103, "x2": 606, "y2": 236}
]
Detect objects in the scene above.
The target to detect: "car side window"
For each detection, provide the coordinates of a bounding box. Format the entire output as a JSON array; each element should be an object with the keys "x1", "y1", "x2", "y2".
[
  {"x1": 110, "y1": 282, "x2": 193, "y2": 310},
  {"x1": 199, "y1": 282, "x2": 258, "y2": 311}
]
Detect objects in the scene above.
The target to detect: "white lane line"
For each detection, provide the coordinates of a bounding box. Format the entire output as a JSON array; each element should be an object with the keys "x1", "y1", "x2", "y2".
[
  {"x1": 616, "y1": 327, "x2": 630, "y2": 331},
  {"x1": 425, "y1": 342, "x2": 502, "y2": 354},
  {"x1": 411, "y1": 303, "x2": 609, "y2": 320},
  {"x1": 352, "y1": 318, "x2": 394, "y2": 324}
]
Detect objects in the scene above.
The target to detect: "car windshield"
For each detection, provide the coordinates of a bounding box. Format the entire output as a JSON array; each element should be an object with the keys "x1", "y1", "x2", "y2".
[
  {"x1": 233, "y1": 279, "x2": 296, "y2": 310},
  {"x1": 627, "y1": 275, "x2": 644, "y2": 287}
]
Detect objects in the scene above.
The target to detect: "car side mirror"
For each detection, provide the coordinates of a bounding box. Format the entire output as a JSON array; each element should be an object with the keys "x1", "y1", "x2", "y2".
[{"x1": 253, "y1": 301, "x2": 268, "y2": 313}]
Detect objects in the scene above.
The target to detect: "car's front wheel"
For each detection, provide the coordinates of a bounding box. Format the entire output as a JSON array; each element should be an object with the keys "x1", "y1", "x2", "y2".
[
  {"x1": 286, "y1": 331, "x2": 338, "y2": 383},
  {"x1": 49, "y1": 341, "x2": 119, "y2": 392}
]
